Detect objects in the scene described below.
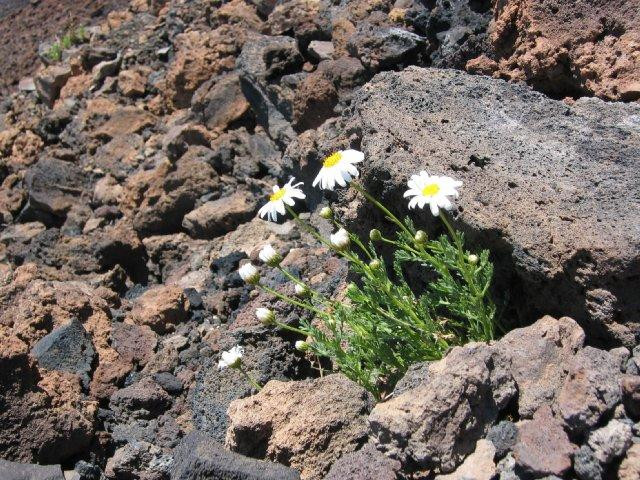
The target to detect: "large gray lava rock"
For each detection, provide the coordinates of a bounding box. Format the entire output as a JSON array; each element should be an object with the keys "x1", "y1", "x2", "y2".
[
  {"x1": 0, "y1": 460, "x2": 64, "y2": 480},
  {"x1": 286, "y1": 67, "x2": 640, "y2": 347},
  {"x1": 171, "y1": 432, "x2": 300, "y2": 480}
]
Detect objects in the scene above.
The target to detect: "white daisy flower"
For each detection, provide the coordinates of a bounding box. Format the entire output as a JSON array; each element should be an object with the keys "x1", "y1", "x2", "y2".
[
  {"x1": 218, "y1": 345, "x2": 244, "y2": 370},
  {"x1": 258, "y1": 177, "x2": 306, "y2": 222},
  {"x1": 330, "y1": 228, "x2": 350, "y2": 250},
  {"x1": 238, "y1": 263, "x2": 260, "y2": 284},
  {"x1": 295, "y1": 340, "x2": 310, "y2": 352},
  {"x1": 294, "y1": 283, "x2": 310, "y2": 297},
  {"x1": 312, "y1": 150, "x2": 364, "y2": 190},
  {"x1": 258, "y1": 244, "x2": 282, "y2": 266},
  {"x1": 403, "y1": 171, "x2": 462, "y2": 216},
  {"x1": 256, "y1": 307, "x2": 275, "y2": 325}
]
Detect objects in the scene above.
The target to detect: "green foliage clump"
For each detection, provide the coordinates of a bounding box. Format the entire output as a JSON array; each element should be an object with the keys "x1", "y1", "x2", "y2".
[
  {"x1": 46, "y1": 26, "x2": 88, "y2": 62},
  {"x1": 254, "y1": 183, "x2": 496, "y2": 400}
]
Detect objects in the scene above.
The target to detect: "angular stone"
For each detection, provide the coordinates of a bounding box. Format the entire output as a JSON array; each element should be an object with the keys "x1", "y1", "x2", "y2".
[
  {"x1": 35, "y1": 65, "x2": 71, "y2": 107},
  {"x1": 93, "y1": 107, "x2": 155, "y2": 141},
  {"x1": 347, "y1": 25, "x2": 425, "y2": 71},
  {"x1": 436, "y1": 439, "x2": 496, "y2": 480},
  {"x1": 621, "y1": 375, "x2": 640, "y2": 419},
  {"x1": 182, "y1": 192, "x2": 257, "y2": 239},
  {"x1": 318, "y1": 67, "x2": 640, "y2": 347},
  {"x1": 117, "y1": 67, "x2": 149, "y2": 97},
  {"x1": 191, "y1": 72, "x2": 250, "y2": 131},
  {"x1": 226, "y1": 374, "x2": 372, "y2": 479},
  {"x1": 308, "y1": 40, "x2": 334, "y2": 61},
  {"x1": 105, "y1": 441, "x2": 172, "y2": 480},
  {"x1": 111, "y1": 322, "x2": 157, "y2": 367},
  {"x1": 618, "y1": 443, "x2": 640, "y2": 480},
  {"x1": 128, "y1": 286, "x2": 189, "y2": 334},
  {"x1": 172, "y1": 432, "x2": 300, "y2": 480},
  {"x1": 0, "y1": 459, "x2": 64, "y2": 480},
  {"x1": 109, "y1": 378, "x2": 172, "y2": 420},
  {"x1": 323, "y1": 442, "x2": 401, "y2": 480},
  {"x1": 369, "y1": 343, "x2": 516, "y2": 472},
  {"x1": 513, "y1": 405, "x2": 576, "y2": 477},
  {"x1": 557, "y1": 346, "x2": 622, "y2": 433},
  {"x1": 481, "y1": 0, "x2": 640, "y2": 100},
  {"x1": 31, "y1": 319, "x2": 96, "y2": 387},
  {"x1": 495, "y1": 316, "x2": 584, "y2": 418},
  {"x1": 236, "y1": 34, "x2": 302, "y2": 145},
  {"x1": 574, "y1": 446, "x2": 603, "y2": 480},
  {"x1": 587, "y1": 420, "x2": 633, "y2": 464},
  {"x1": 486, "y1": 421, "x2": 518, "y2": 459}
]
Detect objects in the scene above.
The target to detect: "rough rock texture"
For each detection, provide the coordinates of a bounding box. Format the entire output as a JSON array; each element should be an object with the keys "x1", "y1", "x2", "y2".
[
  {"x1": 172, "y1": 432, "x2": 300, "y2": 480},
  {"x1": 435, "y1": 439, "x2": 497, "y2": 480},
  {"x1": 0, "y1": 459, "x2": 65, "y2": 480},
  {"x1": 472, "y1": 0, "x2": 640, "y2": 101},
  {"x1": 226, "y1": 374, "x2": 373, "y2": 480},
  {"x1": 323, "y1": 442, "x2": 402, "y2": 480},
  {"x1": 293, "y1": 67, "x2": 640, "y2": 347},
  {"x1": 368, "y1": 343, "x2": 516, "y2": 472}
]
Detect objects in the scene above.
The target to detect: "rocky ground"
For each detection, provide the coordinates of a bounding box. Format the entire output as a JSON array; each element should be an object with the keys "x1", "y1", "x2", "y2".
[{"x1": 0, "y1": 0, "x2": 638, "y2": 479}]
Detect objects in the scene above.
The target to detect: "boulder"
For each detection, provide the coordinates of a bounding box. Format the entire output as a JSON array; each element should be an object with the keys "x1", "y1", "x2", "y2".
[
  {"x1": 31, "y1": 318, "x2": 96, "y2": 387},
  {"x1": 476, "y1": 0, "x2": 640, "y2": 100},
  {"x1": 236, "y1": 34, "x2": 303, "y2": 145},
  {"x1": 323, "y1": 442, "x2": 402, "y2": 480},
  {"x1": 618, "y1": 443, "x2": 640, "y2": 480},
  {"x1": 556, "y1": 346, "x2": 622, "y2": 433},
  {"x1": 191, "y1": 72, "x2": 250, "y2": 131},
  {"x1": 171, "y1": 432, "x2": 300, "y2": 480},
  {"x1": 128, "y1": 285, "x2": 189, "y2": 334},
  {"x1": 105, "y1": 441, "x2": 172, "y2": 480},
  {"x1": 0, "y1": 460, "x2": 64, "y2": 480},
  {"x1": 34, "y1": 65, "x2": 72, "y2": 107},
  {"x1": 347, "y1": 24, "x2": 425, "y2": 72},
  {"x1": 182, "y1": 192, "x2": 257, "y2": 239},
  {"x1": 109, "y1": 377, "x2": 172, "y2": 420},
  {"x1": 435, "y1": 439, "x2": 497, "y2": 480},
  {"x1": 292, "y1": 67, "x2": 640, "y2": 347},
  {"x1": 495, "y1": 316, "x2": 585, "y2": 418},
  {"x1": 368, "y1": 343, "x2": 516, "y2": 472},
  {"x1": 226, "y1": 374, "x2": 372, "y2": 479},
  {"x1": 587, "y1": 420, "x2": 633, "y2": 464},
  {"x1": 512, "y1": 405, "x2": 576, "y2": 477}
]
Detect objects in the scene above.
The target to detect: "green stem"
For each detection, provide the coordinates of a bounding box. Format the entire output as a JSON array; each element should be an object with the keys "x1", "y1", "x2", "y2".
[
  {"x1": 276, "y1": 266, "x2": 330, "y2": 304},
  {"x1": 332, "y1": 218, "x2": 374, "y2": 260},
  {"x1": 257, "y1": 284, "x2": 327, "y2": 318},
  {"x1": 351, "y1": 182, "x2": 413, "y2": 237},
  {"x1": 273, "y1": 319, "x2": 309, "y2": 337},
  {"x1": 239, "y1": 366, "x2": 262, "y2": 391}
]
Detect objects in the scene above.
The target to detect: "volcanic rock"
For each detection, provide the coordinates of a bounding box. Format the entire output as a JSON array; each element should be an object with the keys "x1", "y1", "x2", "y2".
[
  {"x1": 587, "y1": 420, "x2": 633, "y2": 464},
  {"x1": 435, "y1": 439, "x2": 497, "y2": 480},
  {"x1": 171, "y1": 431, "x2": 300, "y2": 480},
  {"x1": 478, "y1": 0, "x2": 640, "y2": 100},
  {"x1": 368, "y1": 342, "x2": 515, "y2": 472},
  {"x1": 323, "y1": 442, "x2": 402, "y2": 480},
  {"x1": 191, "y1": 72, "x2": 250, "y2": 131},
  {"x1": 298, "y1": 67, "x2": 640, "y2": 347},
  {"x1": 226, "y1": 374, "x2": 372, "y2": 479},
  {"x1": 128, "y1": 285, "x2": 189, "y2": 334},
  {"x1": 618, "y1": 443, "x2": 640, "y2": 480},
  {"x1": 182, "y1": 191, "x2": 257, "y2": 239},
  {"x1": 34, "y1": 64, "x2": 71, "y2": 107},
  {"x1": 0, "y1": 460, "x2": 65, "y2": 480}
]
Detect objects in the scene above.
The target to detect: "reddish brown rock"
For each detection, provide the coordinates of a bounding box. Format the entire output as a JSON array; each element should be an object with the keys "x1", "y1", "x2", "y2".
[
  {"x1": 128, "y1": 285, "x2": 190, "y2": 333},
  {"x1": 292, "y1": 71, "x2": 338, "y2": 131},
  {"x1": 621, "y1": 374, "x2": 640, "y2": 419},
  {"x1": 226, "y1": 374, "x2": 372, "y2": 480},
  {"x1": 619, "y1": 443, "x2": 640, "y2": 480},
  {"x1": 118, "y1": 66, "x2": 150, "y2": 97},
  {"x1": 513, "y1": 405, "x2": 576, "y2": 477},
  {"x1": 163, "y1": 25, "x2": 248, "y2": 109},
  {"x1": 479, "y1": 0, "x2": 640, "y2": 100},
  {"x1": 182, "y1": 191, "x2": 257, "y2": 239},
  {"x1": 92, "y1": 107, "x2": 156, "y2": 140},
  {"x1": 111, "y1": 322, "x2": 157, "y2": 366}
]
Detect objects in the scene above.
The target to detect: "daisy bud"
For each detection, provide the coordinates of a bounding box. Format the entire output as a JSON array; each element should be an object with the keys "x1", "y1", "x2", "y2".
[
  {"x1": 256, "y1": 307, "x2": 275, "y2": 326},
  {"x1": 319, "y1": 206, "x2": 333, "y2": 219},
  {"x1": 346, "y1": 282, "x2": 359, "y2": 296},
  {"x1": 414, "y1": 230, "x2": 428, "y2": 244},
  {"x1": 258, "y1": 244, "x2": 282, "y2": 267},
  {"x1": 294, "y1": 283, "x2": 310, "y2": 298},
  {"x1": 238, "y1": 263, "x2": 260, "y2": 285},
  {"x1": 369, "y1": 229, "x2": 382, "y2": 242},
  {"x1": 369, "y1": 259, "x2": 381, "y2": 270},
  {"x1": 295, "y1": 340, "x2": 310, "y2": 352},
  {"x1": 330, "y1": 228, "x2": 350, "y2": 250},
  {"x1": 468, "y1": 254, "x2": 479, "y2": 265}
]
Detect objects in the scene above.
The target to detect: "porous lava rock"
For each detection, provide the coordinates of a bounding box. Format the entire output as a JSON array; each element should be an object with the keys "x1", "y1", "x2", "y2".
[
  {"x1": 472, "y1": 0, "x2": 640, "y2": 101},
  {"x1": 226, "y1": 374, "x2": 373, "y2": 480},
  {"x1": 287, "y1": 67, "x2": 640, "y2": 347}
]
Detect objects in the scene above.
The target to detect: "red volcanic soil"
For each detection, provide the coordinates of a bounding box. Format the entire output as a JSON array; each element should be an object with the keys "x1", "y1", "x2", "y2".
[{"x1": 0, "y1": 0, "x2": 130, "y2": 96}]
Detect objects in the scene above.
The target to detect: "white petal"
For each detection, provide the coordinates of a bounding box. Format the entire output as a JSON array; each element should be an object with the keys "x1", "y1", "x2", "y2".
[
  {"x1": 430, "y1": 202, "x2": 440, "y2": 216},
  {"x1": 341, "y1": 149, "x2": 364, "y2": 163}
]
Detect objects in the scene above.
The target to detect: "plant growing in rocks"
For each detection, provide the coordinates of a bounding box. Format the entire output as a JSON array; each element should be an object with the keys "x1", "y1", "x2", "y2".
[
  {"x1": 233, "y1": 150, "x2": 496, "y2": 399},
  {"x1": 46, "y1": 26, "x2": 88, "y2": 62}
]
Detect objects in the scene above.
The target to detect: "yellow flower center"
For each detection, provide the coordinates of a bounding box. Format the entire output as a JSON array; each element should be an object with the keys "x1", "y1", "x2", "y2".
[
  {"x1": 270, "y1": 188, "x2": 287, "y2": 202},
  {"x1": 323, "y1": 152, "x2": 342, "y2": 168},
  {"x1": 421, "y1": 183, "x2": 440, "y2": 197}
]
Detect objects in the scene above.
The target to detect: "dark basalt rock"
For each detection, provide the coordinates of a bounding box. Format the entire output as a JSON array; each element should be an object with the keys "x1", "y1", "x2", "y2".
[{"x1": 31, "y1": 318, "x2": 96, "y2": 388}]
